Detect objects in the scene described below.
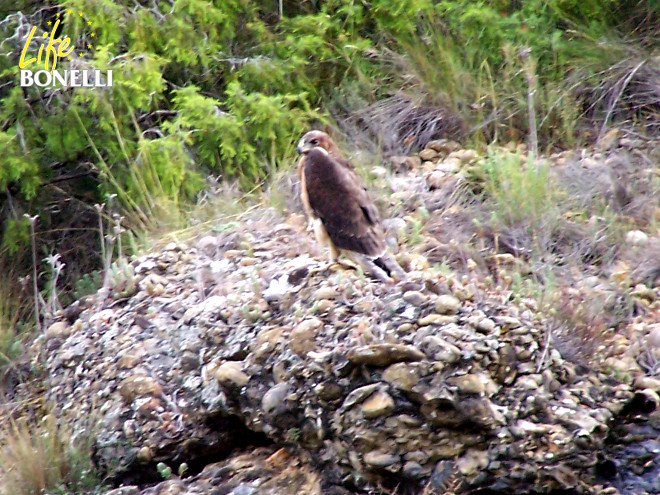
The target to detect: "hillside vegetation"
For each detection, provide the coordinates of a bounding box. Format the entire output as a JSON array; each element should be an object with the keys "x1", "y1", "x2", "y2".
[
  {"x1": 0, "y1": 0, "x2": 659, "y2": 370},
  {"x1": 1, "y1": 2, "x2": 660, "y2": 494}
]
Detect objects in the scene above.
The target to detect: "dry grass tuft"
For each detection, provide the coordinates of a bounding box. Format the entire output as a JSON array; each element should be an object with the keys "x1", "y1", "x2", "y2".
[
  {"x1": 0, "y1": 414, "x2": 101, "y2": 495},
  {"x1": 549, "y1": 287, "x2": 633, "y2": 367},
  {"x1": 0, "y1": 283, "x2": 28, "y2": 371},
  {"x1": 631, "y1": 240, "x2": 660, "y2": 288},
  {"x1": 344, "y1": 94, "x2": 466, "y2": 155},
  {"x1": 574, "y1": 48, "x2": 660, "y2": 136}
]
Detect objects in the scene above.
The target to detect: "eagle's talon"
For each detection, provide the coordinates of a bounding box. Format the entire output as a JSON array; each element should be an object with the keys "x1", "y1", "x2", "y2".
[
  {"x1": 329, "y1": 260, "x2": 358, "y2": 272},
  {"x1": 326, "y1": 261, "x2": 343, "y2": 272}
]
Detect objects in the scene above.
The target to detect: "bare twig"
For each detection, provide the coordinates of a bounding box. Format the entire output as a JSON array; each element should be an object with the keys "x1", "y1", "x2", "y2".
[
  {"x1": 520, "y1": 47, "x2": 538, "y2": 160},
  {"x1": 24, "y1": 214, "x2": 40, "y2": 332}
]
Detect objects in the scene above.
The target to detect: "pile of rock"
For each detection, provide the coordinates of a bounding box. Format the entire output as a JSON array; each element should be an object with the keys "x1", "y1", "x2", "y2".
[{"x1": 43, "y1": 207, "x2": 659, "y2": 494}]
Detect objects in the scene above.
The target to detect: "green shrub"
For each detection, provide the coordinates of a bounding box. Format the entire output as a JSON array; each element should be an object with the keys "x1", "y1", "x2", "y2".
[{"x1": 479, "y1": 149, "x2": 557, "y2": 228}]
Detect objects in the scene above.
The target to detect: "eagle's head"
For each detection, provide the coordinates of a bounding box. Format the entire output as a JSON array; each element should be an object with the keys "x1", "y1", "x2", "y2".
[{"x1": 297, "y1": 130, "x2": 339, "y2": 156}]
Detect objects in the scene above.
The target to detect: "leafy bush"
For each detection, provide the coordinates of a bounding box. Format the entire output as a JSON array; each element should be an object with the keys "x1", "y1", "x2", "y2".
[{"x1": 0, "y1": 0, "x2": 331, "y2": 308}]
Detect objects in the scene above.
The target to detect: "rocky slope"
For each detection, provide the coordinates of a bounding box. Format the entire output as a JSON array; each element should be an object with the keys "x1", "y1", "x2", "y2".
[{"x1": 41, "y1": 137, "x2": 660, "y2": 495}]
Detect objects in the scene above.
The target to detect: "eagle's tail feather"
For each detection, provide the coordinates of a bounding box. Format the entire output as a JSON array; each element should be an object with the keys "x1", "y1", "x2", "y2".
[
  {"x1": 344, "y1": 251, "x2": 406, "y2": 283},
  {"x1": 373, "y1": 252, "x2": 407, "y2": 281},
  {"x1": 344, "y1": 252, "x2": 388, "y2": 282}
]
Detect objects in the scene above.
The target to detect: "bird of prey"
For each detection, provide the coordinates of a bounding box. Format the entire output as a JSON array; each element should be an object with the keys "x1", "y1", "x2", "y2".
[{"x1": 296, "y1": 130, "x2": 406, "y2": 282}]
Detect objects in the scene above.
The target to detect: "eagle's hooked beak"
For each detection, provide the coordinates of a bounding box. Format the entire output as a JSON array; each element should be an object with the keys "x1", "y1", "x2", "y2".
[{"x1": 297, "y1": 138, "x2": 311, "y2": 155}]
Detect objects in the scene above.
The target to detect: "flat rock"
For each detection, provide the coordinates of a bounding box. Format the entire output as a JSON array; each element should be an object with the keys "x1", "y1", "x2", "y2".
[
  {"x1": 362, "y1": 391, "x2": 396, "y2": 418},
  {"x1": 419, "y1": 148, "x2": 438, "y2": 161},
  {"x1": 447, "y1": 374, "x2": 486, "y2": 395},
  {"x1": 383, "y1": 363, "x2": 422, "y2": 391},
  {"x1": 363, "y1": 451, "x2": 401, "y2": 468},
  {"x1": 347, "y1": 344, "x2": 426, "y2": 367}
]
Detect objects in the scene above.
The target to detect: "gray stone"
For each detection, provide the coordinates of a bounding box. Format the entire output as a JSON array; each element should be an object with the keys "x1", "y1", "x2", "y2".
[
  {"x1": 215, "y1": 361, "x2": 249, "y2": 388},
  {"x1": 363, "y1": 451, "x2": 401, "y2": 468},
  {"x1": 403, "y1": 290, "x2": 428, "y2": 306},
  {"x1": 434, "y1": 295, "x2": 460, "y2": 315}
]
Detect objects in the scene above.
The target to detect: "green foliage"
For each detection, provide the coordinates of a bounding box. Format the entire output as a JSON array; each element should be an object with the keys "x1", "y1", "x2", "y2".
[
  {"x1": 107, "y1": 258, "x2": 138, "y2": 299},
  {"x1": 379, "y1": 4, "x2": 556, "y2": 144},
  {"x1": 432, "y1": 0, "x2": 622, "y2": 77},
  {"x1": 285, "y1": 427, "x2": 302, "y2": 443},
  {"x1": 74, "y1": 270, "x2": 103, "y2": 300},
  {"x1": 0, "y1": 114, "x2": 41, "y2": 202},
  {"x1": 156, "y1": 462, "x2": 173, "y2": 480},
  {"x1": 478, "y1": 148, "x2": 558, "y2": 228},
  {"x1": 2, "y1": 217, "x2": 30, "y2": 255},
  {"x1": 354, "y1": 0, "x2": 658, "y2": 148},
  {"x1": 0, "y1": 0, "x2": 331, "y2": 262}
]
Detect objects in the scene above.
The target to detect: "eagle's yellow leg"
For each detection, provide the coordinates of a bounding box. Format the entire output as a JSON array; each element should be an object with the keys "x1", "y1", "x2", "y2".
[{"x1": 312, "y1": 219, "x2": 339, "y2": 263}]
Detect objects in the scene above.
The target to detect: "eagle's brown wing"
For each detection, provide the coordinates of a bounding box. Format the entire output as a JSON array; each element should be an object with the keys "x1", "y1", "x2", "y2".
[
  {"x1": 303, "y1": 148, "x2": 386, "y2": 257},
  {"x1": 332, "y1": 155, "x2": 356, "y2": 171}
]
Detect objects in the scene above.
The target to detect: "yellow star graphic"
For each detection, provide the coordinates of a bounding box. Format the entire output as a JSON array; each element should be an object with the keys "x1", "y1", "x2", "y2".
[
  {"x1": 79, "y1": 53, "x2": 83, "y2": 57},
  {"x1": 47, "y1": 21, "x2": 52, "y2": 25},
  {"x1": 56, "y1": 12, "x2": 60, "y2": 16},
  {"x1": 88, "y1": 21, "x2": 92, "y2": 25},
  {"x1": 67, "y1": 9, "x2": 71, "y2": 14},
  {"x1": 79, "y1": 12, "x2": 83, "y2": 16},
  {"x1": 91, "y1": 33, "x2": 95, "y2": 37},
  {"x1": 68, "y1": 56, "x2": 71, "y2": 60},
  {"x1": 87, "y1": 44, "x2": 92, "y2": 49}
]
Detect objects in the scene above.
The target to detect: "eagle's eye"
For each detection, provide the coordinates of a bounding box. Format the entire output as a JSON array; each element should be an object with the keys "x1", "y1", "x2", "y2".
[{"x1": 310, "y1": 139, "x2": 319, "y2": 145}]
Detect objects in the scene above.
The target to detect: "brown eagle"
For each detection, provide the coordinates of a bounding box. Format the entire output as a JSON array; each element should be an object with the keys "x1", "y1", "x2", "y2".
[{"x1": 296, "y1": 130, "x2": 406, "y2": 282}]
